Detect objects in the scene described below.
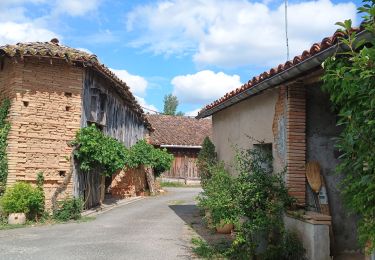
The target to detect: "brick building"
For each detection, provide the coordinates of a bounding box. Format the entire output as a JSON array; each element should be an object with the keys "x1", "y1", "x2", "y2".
[
  {"x1": 197, "y1": 29, "x2": 371, "y2": 259},
  {"x1": 146, "y1": 114, "x2": 211, "y2": 183},
  {"x1": 0, "y1": 39, "x2": 151, "y2": 209}
]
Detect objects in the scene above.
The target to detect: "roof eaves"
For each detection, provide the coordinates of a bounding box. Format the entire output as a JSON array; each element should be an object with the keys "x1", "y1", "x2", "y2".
[{"x1": 196, "y1": 28, "x2": 371, "y2": 119}]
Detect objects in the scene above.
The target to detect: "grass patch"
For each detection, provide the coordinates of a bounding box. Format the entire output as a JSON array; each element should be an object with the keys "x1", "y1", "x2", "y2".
[
  {"x1": 0, "y1": 215, "x2": 96, "y2": 230},
  {"x1": 168, "y1": 199, "x2": 186, "y2": 205},
  {"x1": 191, "y1": 237, "x2": 229, "y2": 259},
  {"x1": 160, "y1": 181, "x2": 201, "y2": 188}
]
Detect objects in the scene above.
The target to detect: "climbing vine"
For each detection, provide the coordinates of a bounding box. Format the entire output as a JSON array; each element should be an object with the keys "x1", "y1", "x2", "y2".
[
  {"x1": 0, "y1": 99, "x2": 11, "y2": 194},
  {"x1": 321, "y1": 0, "x2": 375, "y2": 251},
  {"x1": 72, "y1": 124, "x2": 173, "y2": 177}
]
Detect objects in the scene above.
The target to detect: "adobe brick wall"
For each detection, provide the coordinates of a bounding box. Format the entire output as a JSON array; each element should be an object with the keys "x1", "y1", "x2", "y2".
[
  {"x1": 2, "y1": 57, "x2": 83, "y2": 209},
  {"x1": 286, "y1": 84, "x2": 306, "y2": 205},
  {"x1": 111, "y1": 166, "x2": 147, "y2": 198}
]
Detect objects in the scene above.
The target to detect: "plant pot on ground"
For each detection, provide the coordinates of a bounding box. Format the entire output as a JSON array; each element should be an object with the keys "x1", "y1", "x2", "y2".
[
  {"x1": 8, "y1": 213, "x2": 26, "y2": 225},
  {"x1": 216, "y1": 220, "x2": 234, "y2": 234}
]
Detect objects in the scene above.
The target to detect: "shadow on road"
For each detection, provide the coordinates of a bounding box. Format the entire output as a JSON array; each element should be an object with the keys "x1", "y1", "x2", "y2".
[{"x1": 168, "y1": 204, "x2": 232, "y2": 247}]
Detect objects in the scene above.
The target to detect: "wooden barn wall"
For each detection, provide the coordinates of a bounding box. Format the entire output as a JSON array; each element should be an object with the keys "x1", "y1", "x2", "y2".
[
  {"x1": 162, "y1": 148, "x2": 200, "y2": 180},
  {"x1": 74, "y1": 68, "x2": 148, "y2": 208}
]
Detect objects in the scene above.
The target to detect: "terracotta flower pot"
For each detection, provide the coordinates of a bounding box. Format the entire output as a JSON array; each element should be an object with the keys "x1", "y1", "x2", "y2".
[
  {"x1": 216, "y1": 220, "x2": 234, "y2": 234},
  {"x1": 205, "y1": 210, "x2": 213, "y2": 227},
  {"x1": 8, "y1": 213, "x2": 26, "y2": 225}
]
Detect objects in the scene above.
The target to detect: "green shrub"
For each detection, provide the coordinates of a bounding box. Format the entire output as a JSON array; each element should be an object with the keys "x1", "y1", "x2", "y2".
[
  {"x1": 72, "y1": 126, "x2": 173, "y2": 177},
  {"x1": 127, "y1": 139, "x2": 174, "y2": 177},
  {"x1": 321, "y1": 2, "x2": 375, "y2": 251},
  {"x1": 53, "y1": 197, "x2": 83, "y2": 221},
  {"x1": 197, "y1": 137, "x2": 217, "y2": 187},
  {"x1": 265, "y1": 231, "x2": 307, "y2": 260},
  {"x1": 0, "y1": 182, "x2": 44, "y2": 219},
  {"x1": 197, "y1": 163, "x2": 240, "y2": 226}
]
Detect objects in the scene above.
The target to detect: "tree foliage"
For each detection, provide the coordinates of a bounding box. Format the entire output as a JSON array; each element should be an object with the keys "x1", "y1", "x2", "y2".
[
  {"x1": 321, "y1": 0, "x2": 375, "y2": 251},
  {"x1": 197, "y1": 137, "x2": 217, "y2": 187},
  {"x1": 163, "y1": 94, "x2": 184, "y2": 116},
  {"x1": 72, "y1": 125, "x2": 173, "y2": 177}
]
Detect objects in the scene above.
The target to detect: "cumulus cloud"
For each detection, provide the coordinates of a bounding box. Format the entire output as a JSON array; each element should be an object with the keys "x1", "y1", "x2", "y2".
[
  {"x1": 135, "y1": 95, "x2": 158, "y2": 114},
  {"x1": 0, "y1": 22, "x2": 59, "y2": 45},
  {"x1": 110, "y1": 68, "x2": 148, "y2": 97},
  {"x1": 126, "y1": 0, "x2": 357, "y2": 68},
  {"x1": 185, "y1": 108, "x2": 201, "y2": 117},
  {"x1": 171, "y1": 70, "x2": 242, "y2": 104},
  {"x1": 54, "y1": 0, "x2": 101, "y2": 16}
]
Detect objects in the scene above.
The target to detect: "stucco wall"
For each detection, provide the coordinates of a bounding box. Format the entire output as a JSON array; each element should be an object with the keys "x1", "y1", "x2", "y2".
[
  {"x1": 306, "y1": 84, "x2": 362, "y2": 255},
  {"x1": 3, "y1": 57, "x2": 83, "y2": 209},
  {"x1": 212, "y1": 88, "x2": 284, "y2": 175}
]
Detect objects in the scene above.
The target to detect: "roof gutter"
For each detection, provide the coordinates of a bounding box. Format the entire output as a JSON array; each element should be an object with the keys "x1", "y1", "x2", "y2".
[
  {"x1": 196, "y1": 30, "x2": 372, "y2": 119},
  {"x1": 160, "y1": 144, "x2": 202, "y2": 149}
]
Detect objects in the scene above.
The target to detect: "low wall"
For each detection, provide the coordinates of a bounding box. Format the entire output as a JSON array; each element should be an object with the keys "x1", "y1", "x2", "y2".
[
  {"x1": 284, "y1": 215, "x2": 330, "y2": 260},
  {"x1": 111, "y1": 167, "x2": 147, "y2": 198}
]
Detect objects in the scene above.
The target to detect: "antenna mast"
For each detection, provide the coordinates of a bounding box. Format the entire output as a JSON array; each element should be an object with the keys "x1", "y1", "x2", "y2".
[{"x1": 284, "y1": 0, "x2": 290, "y2": 60}]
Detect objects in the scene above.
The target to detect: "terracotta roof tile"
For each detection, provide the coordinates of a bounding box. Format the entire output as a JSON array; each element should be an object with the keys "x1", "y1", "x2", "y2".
[
  {"x1": 198, "y1": 27, "x2": 363, "y2": 116},
  {"x1": 0, "y1": 39, "x2": 151, "y2": 129},
  {"x1": 146, "y1": 115, "x2": 212, "y2": 146}
]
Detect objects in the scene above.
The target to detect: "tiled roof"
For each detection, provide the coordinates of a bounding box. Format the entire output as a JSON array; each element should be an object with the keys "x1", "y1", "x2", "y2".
[
  {"x1": 198, "y1": 27, "x2": 364, "y2": 117},
  {"x1": 146, "y1": 114, "x2": 212, "y2": 147},
  {"x1": 0, "y1": 38, "x2": 151, "y2": 129}
]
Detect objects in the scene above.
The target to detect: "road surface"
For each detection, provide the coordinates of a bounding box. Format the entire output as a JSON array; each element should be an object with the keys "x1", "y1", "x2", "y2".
[{"x1": 0, "y1": 187, "x2": 202, "y2": 260}]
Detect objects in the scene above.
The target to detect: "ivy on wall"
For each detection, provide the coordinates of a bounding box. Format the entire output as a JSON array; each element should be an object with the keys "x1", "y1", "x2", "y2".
[
  {"x1": 72, "y1": 124, "x2": 173, "y2": 177},
  {"x1": 322, "y1": 0, "x2": 375, "y2": 252},
  {"x1": 0, "y1": 99, "x2": 11, "y2": 194}
]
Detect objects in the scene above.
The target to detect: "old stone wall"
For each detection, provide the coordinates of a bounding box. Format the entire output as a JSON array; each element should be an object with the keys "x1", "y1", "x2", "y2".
[
  {"x1": 3, "y1": 57, "x2": 83, "y2": 209},
  {"x1": 111, "y1": 166, "x2": 147, "y2": 198}
]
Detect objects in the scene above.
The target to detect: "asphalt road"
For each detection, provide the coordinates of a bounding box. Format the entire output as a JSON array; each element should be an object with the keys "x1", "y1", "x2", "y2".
[{"x1": 0, "y1": 187, "x2": 202, "y2": 260}]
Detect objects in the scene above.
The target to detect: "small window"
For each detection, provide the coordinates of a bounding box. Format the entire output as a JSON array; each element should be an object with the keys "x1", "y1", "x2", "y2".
[
  {"x1": 65, "y1": 106, "x2": 71, "y2": 111},
  {"x1": 64, "y1": 92, "x2": 72, "y2": 98},
  {"x1": 23, "y1": 101, "x2": 29, "y2": 107},
  {"x1": 59, "y1": 171, "x2": 66, "y2": 177},
  {"x1": 253, "y1": 143, "x2": 273, "y2": 174}
]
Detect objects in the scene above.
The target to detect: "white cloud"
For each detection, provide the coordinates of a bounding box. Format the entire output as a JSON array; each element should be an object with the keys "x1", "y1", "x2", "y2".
[
  {"x1": 126, "y1": 0, "x2": 357, "y2": 68},
  {"x1": 0, "y1": 21, "x2": 59, "y2": 45},
  {"x1": 185, "y1": 108, "x2": 201, "y2": 117},
  {"x1": 135, "y1": 95, "x2": 158, "y2": 114},
  {"x1": 54, "y1": 0, "x2": 101, "y2": 16},
  {"x1": 171, "y1": 70, "x2": 242, "y2": 104},
  {"x1": 110, "y1": 68, "x2": 148, "y2": 97},
  {"x1": 76, "y1": 47, "x2": 93, "y2": 54}
]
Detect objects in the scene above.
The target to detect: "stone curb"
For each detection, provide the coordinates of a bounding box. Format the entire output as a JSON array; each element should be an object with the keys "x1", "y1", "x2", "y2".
[{"x1": 81, "y1": 196, "x2": 145, "y2": 217}]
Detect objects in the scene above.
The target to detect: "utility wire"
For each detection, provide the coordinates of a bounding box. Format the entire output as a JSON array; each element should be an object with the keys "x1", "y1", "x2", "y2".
[{"x1": 284, "y1": 0, "x2": 290, "y2": 61}]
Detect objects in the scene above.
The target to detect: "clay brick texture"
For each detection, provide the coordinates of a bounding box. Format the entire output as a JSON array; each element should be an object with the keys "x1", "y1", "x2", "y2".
[
  {"x1": 286, "y1": 84, "x2": 306, "y2": 204},
  {"x1": 111, "y1": 167, "x2": 147, "y2": 198},
  {"x1": 1, "y1": 57, "x2": 83, "y2": 209}
]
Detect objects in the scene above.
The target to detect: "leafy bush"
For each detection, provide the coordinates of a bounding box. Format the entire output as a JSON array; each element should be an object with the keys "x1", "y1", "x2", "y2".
[
  {"x1": 0, "y1": 182, "x2": 44, "y2": 219},
  {"x1": 197, "y1": 163, "x2": 240, "y2": 226},
  {"x1": 72, "y1": 124, "x2": 129, "y2": 176},
  {"x1": 231, "y1": 147, "x2": 294, "y2": 257},
  {"x1": 321, "y1": 1, "x2": 375, "y2": 251},
  {"x1": 72, "y1": 125, "x2": 173, "y2": 177},
  {"x1": 128, "y1": 140, "x2": 173, "y2": 177},
  {"x1": 0, "y1": 98, "x2": 11, "y2": 193},
  {"x1": 53, "y1": 197, "x2": 83, "y2": 221},
  {"x1": 197, "y1": 137, "x2": 217, "y2": 187}
]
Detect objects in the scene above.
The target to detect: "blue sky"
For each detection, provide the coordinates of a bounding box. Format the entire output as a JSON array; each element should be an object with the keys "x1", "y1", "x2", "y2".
[{"x1": 0, "y1": 0, "x2": 363, "y2": 115}]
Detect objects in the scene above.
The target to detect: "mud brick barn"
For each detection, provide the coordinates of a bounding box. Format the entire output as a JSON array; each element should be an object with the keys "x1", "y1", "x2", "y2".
[{"x1": 0, "y1": 39, "x2": 152, "y2": 209}]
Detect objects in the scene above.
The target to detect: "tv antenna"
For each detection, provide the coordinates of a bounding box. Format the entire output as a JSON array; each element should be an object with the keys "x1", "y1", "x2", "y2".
[{"x1": 284, "y1": 0, "x2": 290, "y2": 60}]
